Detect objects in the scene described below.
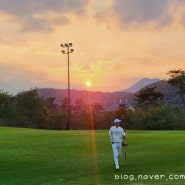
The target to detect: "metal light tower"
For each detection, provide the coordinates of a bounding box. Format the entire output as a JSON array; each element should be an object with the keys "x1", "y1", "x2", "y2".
[{"x1": 60, "y1": 43, "x2": 74, "y2": 130}]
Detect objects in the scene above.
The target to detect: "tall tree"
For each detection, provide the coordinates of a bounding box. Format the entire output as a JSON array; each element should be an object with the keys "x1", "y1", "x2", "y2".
[
  {"x1": 15, "y1": 89, "x2": 50, "y2": 128},
  {"x1": 73, "y1": 98, "x2": 87, "y2": 114},
  {"x1": 135, "y1": 86, "x2": 164, "y2": 109},
  {"x1": 0, "y1": 91, "x2": 15, "y2": 123},
  {"x1": 44, "y1": 97, "x2": 57, "y2": 112},
  {"x1": 167, "y1": 69, "x2": 185, "y2": 107},
  {"x1": 60, "y1": 97, "x2": 68, "y2": 112}
]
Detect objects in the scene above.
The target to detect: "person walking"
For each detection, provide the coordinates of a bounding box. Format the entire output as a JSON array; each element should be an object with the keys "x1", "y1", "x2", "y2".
[{"x1": 109, "y1": 118, "x2": 126, "y2": 170}]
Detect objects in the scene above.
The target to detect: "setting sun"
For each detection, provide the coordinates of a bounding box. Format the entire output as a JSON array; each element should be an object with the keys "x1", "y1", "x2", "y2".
[{"x1": 85, "y1": 81, "x2": 91, "y2": 87}]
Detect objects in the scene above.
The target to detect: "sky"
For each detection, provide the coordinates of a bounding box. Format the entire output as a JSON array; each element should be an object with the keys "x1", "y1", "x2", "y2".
[{"x1": 1, "y1": 0, "x2": 185, "y2": 94}]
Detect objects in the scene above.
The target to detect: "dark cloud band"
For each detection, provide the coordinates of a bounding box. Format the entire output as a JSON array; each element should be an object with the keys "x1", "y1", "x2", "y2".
[{"x1": 113, "y1": 0, "x2": 173, "y2": 27}]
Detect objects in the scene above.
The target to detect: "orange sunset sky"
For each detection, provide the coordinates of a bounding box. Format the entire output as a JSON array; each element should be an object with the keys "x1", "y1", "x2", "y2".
[{"x1": 1, "y1": 0, "x2": 185, "y2": 93}]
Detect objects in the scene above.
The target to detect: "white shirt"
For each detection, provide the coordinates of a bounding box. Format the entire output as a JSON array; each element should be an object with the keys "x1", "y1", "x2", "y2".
[{"x1": 109, "y1": 126, "x2": 126, "y2": 143}]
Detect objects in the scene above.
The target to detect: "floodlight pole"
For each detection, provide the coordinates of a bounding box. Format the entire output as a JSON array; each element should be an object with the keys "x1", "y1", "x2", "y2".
[{"x1": 60, "y1": 43, "x2": 74, "y2": 130}]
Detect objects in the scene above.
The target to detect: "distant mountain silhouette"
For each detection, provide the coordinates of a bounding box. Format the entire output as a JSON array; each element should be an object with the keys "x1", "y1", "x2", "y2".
[
  {"x1": 38, "y1": 79, "x2": 183, "y2": 110},
  {"x1": 123, "y1": 78, "x2": 159, "y2": 93},
  {"x1": 143, "y1": 80, "x2": 183, "y2": 107},
  {"x1": 38, "y1": 88, "x2": 136, "y2": 110}
]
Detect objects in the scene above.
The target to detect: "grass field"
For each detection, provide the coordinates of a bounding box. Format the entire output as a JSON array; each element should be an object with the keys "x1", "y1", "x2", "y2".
[{"x1": 0, "y1": 127, "x2": 184, "y2": 185}]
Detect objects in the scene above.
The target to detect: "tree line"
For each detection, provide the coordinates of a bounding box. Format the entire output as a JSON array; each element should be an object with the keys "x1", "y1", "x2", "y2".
[{"x1": 0, "y1": 69, "x2": 185, "y2": 130}]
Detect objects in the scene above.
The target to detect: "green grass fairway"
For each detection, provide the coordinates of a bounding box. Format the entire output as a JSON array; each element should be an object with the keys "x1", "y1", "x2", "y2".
[{"x1": 0, "y1": 127, "x2": 185, "y2": 185}]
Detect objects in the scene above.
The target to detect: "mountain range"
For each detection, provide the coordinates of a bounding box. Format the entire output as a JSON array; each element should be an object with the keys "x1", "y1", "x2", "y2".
[
  {"x1": 38, "y1": 78, "x2": 159, "y2": 107},
  {"x1": 0, "y1": 78, "x2": 159, "y2": 95},
  {"x1": 37, "y1": 78, "x2": 182, "y2": 109},
  {"x1": 123, "y1": 78, "x2": 159, "y2": 93},
  {"x1": 0, "y1": 78, "x2": 182, "y2": 108}
]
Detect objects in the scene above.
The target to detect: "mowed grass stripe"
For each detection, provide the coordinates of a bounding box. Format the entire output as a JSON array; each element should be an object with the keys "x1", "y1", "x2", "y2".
[{"x1": 0, "y1": 127, "x2": 184, "y2": 185}]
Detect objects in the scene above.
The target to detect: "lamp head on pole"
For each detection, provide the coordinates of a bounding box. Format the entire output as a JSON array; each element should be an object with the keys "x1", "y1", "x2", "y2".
[
  {"x1": 61, "y1": 42, "x2": 74, "y2": 53},
  {"x1": 70, "y1": 49, "x2": 74, "y2": 53}
]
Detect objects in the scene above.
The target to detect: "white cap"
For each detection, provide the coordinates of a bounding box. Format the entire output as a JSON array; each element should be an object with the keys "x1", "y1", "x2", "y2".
[{"x1": 114, "y1": 119, "x2": 122, "y2": 124}]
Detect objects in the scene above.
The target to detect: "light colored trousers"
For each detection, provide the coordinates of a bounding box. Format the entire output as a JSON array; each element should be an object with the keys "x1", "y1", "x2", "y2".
[{"x1": 111, "y1": 142, "x2": 122, "y2": 169}]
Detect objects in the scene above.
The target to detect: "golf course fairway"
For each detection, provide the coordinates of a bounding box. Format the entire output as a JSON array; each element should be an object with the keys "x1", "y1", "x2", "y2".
[{"x1": 0, "y1": 127, "x2": 184, "y2": 185}]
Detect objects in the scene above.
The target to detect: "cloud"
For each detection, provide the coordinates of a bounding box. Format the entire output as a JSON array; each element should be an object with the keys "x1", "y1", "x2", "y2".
[
  {"x1": 0, "y1": 0, "x2": 88, "y2": 15},
  {"x1": 20, "y1": 14, "x2": 69, "y2": 32},
  {"x1": 0, "y1": 0, "x2": 89, "y2": 32},
  {"x1": 113, "y1": 0, "x2": 173, "y2": 27},
  {"x1": 20, "y1": 16, "x2": 52, "y2": 32},
  {"x1": 176, "y1": 0, "x2": 185, "y2": 5}
]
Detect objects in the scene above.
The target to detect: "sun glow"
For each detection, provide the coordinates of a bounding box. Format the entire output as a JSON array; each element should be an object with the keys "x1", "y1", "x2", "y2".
[{"x1": 85, "y1": 81, "x2": 92, "y2": 87}]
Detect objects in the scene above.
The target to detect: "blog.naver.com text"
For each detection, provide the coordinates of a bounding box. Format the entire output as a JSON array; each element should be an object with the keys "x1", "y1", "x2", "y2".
[{"x1": 114, "y1": 174, "x2": 185, "y2": 182}]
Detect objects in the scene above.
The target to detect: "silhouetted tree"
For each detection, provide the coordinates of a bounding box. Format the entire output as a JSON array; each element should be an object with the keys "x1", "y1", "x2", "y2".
[
  {"x1": 60, "y1": 97, "x2": 68, "y2": 112},
  {"x1": 167, "y1": 69, "x2": 185, "y2": 108},
  {"x1": 135, "y1": 87, "x2": 164, "y2": 109},
  {"x1": 15, "y1": 89, "x2": 51, "y2": 128},
  {"x1": 0, "y1": 91, "x2": 15, "y2": 124},
  {"x1": 92, "y1": 102, "x2": 103, "y2": 112}
]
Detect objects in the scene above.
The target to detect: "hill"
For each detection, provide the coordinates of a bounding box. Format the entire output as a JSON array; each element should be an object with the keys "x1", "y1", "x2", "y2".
[
  {"x1": 123, "y1": 78, "x2": 159, "y2": 93},
  {"x1": 144, "y1": 80, "x2": 184, "y2": 107},
  {"x1": 38, "y1": 80, "x2": 184, "y2": 109},
  {"x1": 38, "y1": 88, "x2": 136, "y2": 110}
]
